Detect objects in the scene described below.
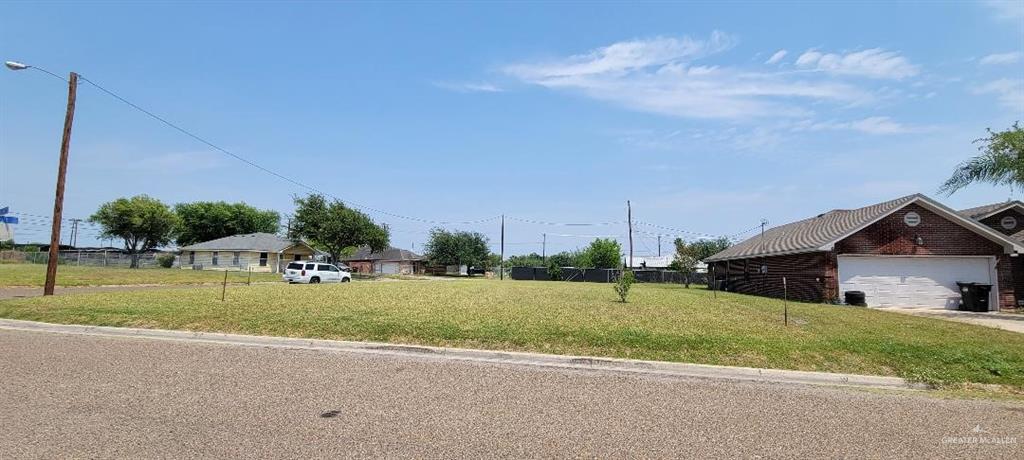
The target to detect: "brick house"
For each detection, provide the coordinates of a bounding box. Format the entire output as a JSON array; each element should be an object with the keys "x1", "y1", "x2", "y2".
[
  {"x1": 706, "y1": 194, "x2": 1024, "y2": 311},
  {"x1": 340, "y1": 246, "x2": 425, "y2": 275}
]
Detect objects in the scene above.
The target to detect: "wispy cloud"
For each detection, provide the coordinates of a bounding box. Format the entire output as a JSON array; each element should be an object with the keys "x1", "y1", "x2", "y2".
[
  {"x1": 794, "y1": 48, "x2": 919, "y2": 79},
  {"x1": 765, "y1": 49, "x2": 787, "y2": 65},
  {"x1": 433, "y1": 81, "x2": 504, "y2": 93},
  {"x1": 973, "y1": 79, "x2": 1024, "y2": 110},
  {"x1": 503, "y1": 32, "x2": 873, "y2": 120},
  {"x1": 983, "y1": 0, "x2": 1024, "y2": 20},
  {"x1": 979, "y1": 52, "x2": 1023, "y2": 66},
  {"x1": 793, "y1": 116, "x2": 930, "y2": 135}
]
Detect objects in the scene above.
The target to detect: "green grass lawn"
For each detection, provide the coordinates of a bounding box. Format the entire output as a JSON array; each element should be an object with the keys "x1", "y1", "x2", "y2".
[
  {"x1": 0, "y1": 264, "x2": 282, "y2": 287},
  {"x1": 1, "y1": 279, "x2": 1023, "y2": 390}
]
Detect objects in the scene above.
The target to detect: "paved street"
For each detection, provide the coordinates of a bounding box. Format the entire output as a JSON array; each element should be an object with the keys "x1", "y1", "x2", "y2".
[{"x1": 1, "y1": 328, "x2": 1021, "y2": 458}]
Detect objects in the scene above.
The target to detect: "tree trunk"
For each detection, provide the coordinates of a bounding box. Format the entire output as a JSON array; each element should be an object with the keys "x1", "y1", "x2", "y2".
[{"x1": 130, "y1": 252, "x2": 139, "y2": 269}]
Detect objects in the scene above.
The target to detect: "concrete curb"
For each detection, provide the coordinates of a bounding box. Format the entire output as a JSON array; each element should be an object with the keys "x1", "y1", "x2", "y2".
[{"x1": 0, "y1": 318, "x2": 928, "y2": 391}]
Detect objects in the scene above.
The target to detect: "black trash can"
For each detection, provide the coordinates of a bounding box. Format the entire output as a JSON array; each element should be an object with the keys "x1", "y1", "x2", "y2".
[
  {"x1": 972, "y1": 284, "x2": 992, "y2": 312},
  {"x1": 844, "y1": 290, "x2": 866, "y2": 306},
  {"x1": 957, "y1": 282, "x2": 992, "y2": 312}
]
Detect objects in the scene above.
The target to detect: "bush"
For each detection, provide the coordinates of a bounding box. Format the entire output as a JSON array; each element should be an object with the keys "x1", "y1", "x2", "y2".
[
  {"x1": 156, "y1": 253, "x2": 176, "y2": 268},
  {"x1": 614, "y1": 270, "x2": 635, "y2": 303},
  {"x1": 548, "y1": 262, "x2": 563, "y2": 281}
]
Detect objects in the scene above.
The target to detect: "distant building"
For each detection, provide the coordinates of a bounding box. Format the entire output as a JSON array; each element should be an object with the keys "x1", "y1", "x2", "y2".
[
  {"x1": 178, "y1": 233, "x2": 316, "y2": 273},
  {"x1": 341, "y1": 246, "x2": 425, "y2": 275}
]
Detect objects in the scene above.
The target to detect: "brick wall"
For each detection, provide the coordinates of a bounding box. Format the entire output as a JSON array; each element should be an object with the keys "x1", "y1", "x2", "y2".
[
  {"x1": 978, "y1": 208, "x2": 1024, "y2": 237},
  {"x1": 710, "y1": 252, "x2": 832, "y2": 303},
  {"x1": 834, "y1": 203, "x2": 1014, "y2": 310},
  {"x1": 711, "y1": 203, "x2": 1018, "y2": 310}
]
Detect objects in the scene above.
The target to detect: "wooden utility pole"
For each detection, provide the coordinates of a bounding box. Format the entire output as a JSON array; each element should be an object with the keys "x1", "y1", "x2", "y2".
[
  {"x1": 627, "y1": 200, "x2": 633, "y2": 269},
  {"x1": 43, "y1": 72, "x2": 78, "y2": 296},
  {"x1": 499, "y1": 214, "x2": 505, "y2": 280},
  {"x1": 69, "y1": 218, "x2": 81, "y2": 247},
  {"x1": 542, "y1": 233, "x2": 546, "y2": 262},
  {"x1": 658, "y1": 235, "x2": 661, "y2": 257}
]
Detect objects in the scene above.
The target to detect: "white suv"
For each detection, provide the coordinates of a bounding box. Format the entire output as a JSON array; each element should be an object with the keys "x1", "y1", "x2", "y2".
[{"x1": 283, "y1": 262, "x2": 352, "y2": 284}]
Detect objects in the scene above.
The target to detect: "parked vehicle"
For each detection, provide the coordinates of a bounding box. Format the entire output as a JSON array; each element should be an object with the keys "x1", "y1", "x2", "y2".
[{"x1": 283, "y1": 262, "x2": 351, "y2": 284}]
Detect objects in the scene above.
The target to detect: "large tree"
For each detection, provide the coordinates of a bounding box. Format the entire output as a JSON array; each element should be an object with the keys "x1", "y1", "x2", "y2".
[
  {"x1": 584, "y1": 238, "x2": 622, "y2": 269},
  {"x1": 174, "y1": 201, "x2": 280, "y2": 246},
  {"x1": 423, "y1": 228, "x2": 490, "y2": 269},
  {"x1": 288, "y1": 194, "x2": 389, "y2": 262},
  {"x1": 940, "y1": 122, "x2": 1024, "y2": 194},
  {"x1": 90, "y1": 195, "x2": 178, "y2": 268},
  {"x1": 671, "y1": 237, "x2": 731, "y2": 287}
]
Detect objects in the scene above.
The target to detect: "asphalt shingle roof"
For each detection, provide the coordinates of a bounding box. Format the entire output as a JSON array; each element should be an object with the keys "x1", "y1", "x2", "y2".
[
  {"x1": 705, "y1": 195, "x2": 921, "y2": 262},
  {"x1": 179, "y1": 233, "x2": 302, "y2": 252},
  {"x1": 957, "y1": 201, "x2": 1024, "y2": 220},
  {"x1": 340, "y1": 246, "x2": 423, "y2": 262}
]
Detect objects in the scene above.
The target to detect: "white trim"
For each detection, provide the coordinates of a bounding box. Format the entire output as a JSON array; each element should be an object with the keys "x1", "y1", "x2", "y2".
[
  {"x1": 819, "y1": 195, "x2": 1024, "y2": 254},
  {"x1": 969, "y1": 201, "x2": 1024, "y2": 221},
  {"x1": 836, "y1": 255, "x2": 998, "y2": 311},
  {"x1": 705, "y1": 247, "x2": 825, "y2": 263}
]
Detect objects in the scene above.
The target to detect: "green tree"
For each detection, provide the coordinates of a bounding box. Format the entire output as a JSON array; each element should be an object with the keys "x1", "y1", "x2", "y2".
[
  {"x1": 940, "y1": 122, "x2": 1024, "y2": 194},
  {"x1": 584, "y1": 238, "x2": 622, "y2": 269},
  {"x1": 506, "y1": 252, "x2": 545, "y2": 267},
  {"x1": 174, "y1": 201, "x2": 280, "y2": 246},
  {"x1": 613, "y1": 270, "x2": 635, "y2": 302},
  {"x1": 90, "y1": 195, "x2": 178, "y2": 268},
  {"x1": 288, "y1": 194, "x2": 389, "y2": 262},
  {"x1": 672, "y1": 237, "x2": 731, "y2": 288},
  {"x1": 547, "y1": 250, "x2": 586, "y2": 268},
  {"x1": 424, "y1": 228, "x2": 490, "y2": 270}
]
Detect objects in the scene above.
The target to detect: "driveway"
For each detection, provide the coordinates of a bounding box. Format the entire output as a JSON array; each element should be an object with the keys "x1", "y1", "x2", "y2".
[
  {"x1": 1, "y1": 327, "x2": 1021, "y2": 458},
  {"x1": 881, "y1": 307, "x2": 1024, "y2": 334}
]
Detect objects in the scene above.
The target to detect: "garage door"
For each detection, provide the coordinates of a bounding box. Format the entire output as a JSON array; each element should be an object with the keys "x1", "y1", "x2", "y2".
[
  {"x1": 377, "y1": 262, "x2": 400, "y2": 274},
  {"x1": 838, "y1": 256, "x2": 993, "y2": 309}
]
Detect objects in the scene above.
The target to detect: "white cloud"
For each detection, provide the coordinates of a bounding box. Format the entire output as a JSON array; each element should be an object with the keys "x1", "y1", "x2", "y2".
[
  {"x1": 793, "y1": 116, "x2": 926, "y2": 135},
  {"x1": 765, "y1": 49, "x2": 788, "y2": 65},
  {"x1": 504, "y1": 31, "x2": 736, "y2": 80},
  {"x1": 434, "y1": 81, "x2": 504, "y2": 93},
  {"x1": 503, "y1": 33, "x2": 873, "y2": 120},
  {"x1": 973, "y1": 79, "x2": 1024, "y2": 110},
  {"x1": 979, "y1": 52, "x2": 1023, "y2": 65},
  {"x1": 794, "y1": 48, "x2": 919, "y2": 79},
  {"x1": 984, "y1": 0, "x2": 1024, "y2": 20}
]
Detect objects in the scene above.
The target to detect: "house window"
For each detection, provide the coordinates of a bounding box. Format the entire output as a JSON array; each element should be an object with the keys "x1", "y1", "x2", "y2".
[
  {"x1": 188, "y1": 251, "x2": 195, "y2": 264},
  {"x1": 212, "y1": 251, "x2": 219, "y2": 266},
  {"x1": 232, "y1": 251, "x2": 240, "y2": 266},
  {"x1": 259, "y1": 252, "x2": 268, "y2": 267},
  {"x1": 294, "y1": 254, "x2": 302, "y2": 261}
]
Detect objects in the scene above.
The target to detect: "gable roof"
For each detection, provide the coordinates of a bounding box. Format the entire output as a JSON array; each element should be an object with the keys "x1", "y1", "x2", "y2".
[
  {"x1": 705, "y1": 194, "x2": 1024, "y2": 263},
  {"x1": 180, "y1": 233, "x2": 305, "y2": 252},
  {"x1": 340, "y1": 246, "x2": 423, "y2": 262},
  {"x1": 958, "y1": 200, "x2": 1024, "y2": 220}
]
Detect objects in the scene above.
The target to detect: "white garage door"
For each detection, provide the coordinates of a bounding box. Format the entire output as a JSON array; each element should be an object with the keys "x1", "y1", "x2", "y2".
[
  {"x1": 838, "y1": 256, "x2": 993, "y2": 309},
  {"x1": 377, "y1": 262, "x2": 400, "y2": 274}
]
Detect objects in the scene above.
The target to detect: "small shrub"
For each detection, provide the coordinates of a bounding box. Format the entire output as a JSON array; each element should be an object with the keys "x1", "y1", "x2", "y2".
[
  {"x1": 156, "y1": 253, "x2": 176, "y2": 268},
  {"x1": 548, "y1": 262, "x2": 562, "y2": 281},
  {"x1": 614, "y1": 270, "x2": 635, "y2": 303}
]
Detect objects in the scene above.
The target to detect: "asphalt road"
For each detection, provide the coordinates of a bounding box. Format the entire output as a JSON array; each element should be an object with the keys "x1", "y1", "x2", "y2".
[{"x1": 1, "y1": 329, "x2": 1021, "y2": 458}]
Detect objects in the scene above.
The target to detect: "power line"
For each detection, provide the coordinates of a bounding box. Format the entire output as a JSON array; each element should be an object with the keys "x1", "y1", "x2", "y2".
[{"x1": 76, "y1": 75, "x2": 500, "y2": 226}]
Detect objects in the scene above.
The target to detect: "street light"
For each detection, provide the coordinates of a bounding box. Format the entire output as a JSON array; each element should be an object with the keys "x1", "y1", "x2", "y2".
[
  {"x1": 4, "y1": 61, "x2": 29, "y2": 71},
  {"x1": 6, "y1": 60, "x2": 79, "y2": 296}
]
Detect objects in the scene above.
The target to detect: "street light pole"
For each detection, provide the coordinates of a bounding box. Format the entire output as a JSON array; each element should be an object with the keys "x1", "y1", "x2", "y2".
[{"x1": 6, "y1": 61, "x2": 78, "y2": 295}]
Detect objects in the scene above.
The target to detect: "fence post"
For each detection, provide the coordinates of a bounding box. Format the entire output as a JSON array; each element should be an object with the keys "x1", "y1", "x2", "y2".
[
  {"x1": 783, "y1": 276, "x2": 789, "y2": 326},
  {"x1": 247, "y1": 267, "x2": 252, "y2": 286},
  {"x1": 221, "y1": 270, "x2": 228, "y2": 301}
]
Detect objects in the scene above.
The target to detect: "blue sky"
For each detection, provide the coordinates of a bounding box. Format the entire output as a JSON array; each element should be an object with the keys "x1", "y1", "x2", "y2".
[{"x1": 1, "y1": 1, "x2": 1022, "y2": 256}]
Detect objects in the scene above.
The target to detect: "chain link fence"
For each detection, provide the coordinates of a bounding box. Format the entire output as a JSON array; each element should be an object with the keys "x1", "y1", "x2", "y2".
[{"x1": 5, "y1": 250, "x2": 172, "y2": 269}]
